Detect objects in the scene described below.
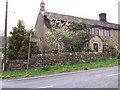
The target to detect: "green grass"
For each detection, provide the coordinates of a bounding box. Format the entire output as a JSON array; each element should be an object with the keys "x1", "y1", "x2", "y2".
[{"x1": 0, "y1": 58, "x2": 119, "y2": 79}]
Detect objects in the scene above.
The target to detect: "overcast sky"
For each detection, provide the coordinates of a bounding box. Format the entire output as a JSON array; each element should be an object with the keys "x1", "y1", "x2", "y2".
[{"x1": 0, "y1": 0, "x2": 119, "y2": 36}]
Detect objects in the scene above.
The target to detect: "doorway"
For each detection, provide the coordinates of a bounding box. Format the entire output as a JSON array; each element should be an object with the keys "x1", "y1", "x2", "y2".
[{"x1": 93, "y1": 43, "x2": 98, "y2": 52}]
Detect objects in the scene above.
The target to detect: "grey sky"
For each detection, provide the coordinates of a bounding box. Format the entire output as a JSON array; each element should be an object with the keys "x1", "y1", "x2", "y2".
[{"x1": 0, "y1": 0, "x2": 119, "y2": 36}]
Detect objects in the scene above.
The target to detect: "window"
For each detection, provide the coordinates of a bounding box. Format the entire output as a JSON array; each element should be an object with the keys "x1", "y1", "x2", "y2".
[
  {"x1": 104, "y1": 29, "x2": 110, "y2": 36},
  {"x1": 99, "y1": 28, "x2": 110, "y2": 36},
  {"x1": 90, "y1": 28, "x2": 95, "y2": 35},
  {"x1": 99, "y1": 29, "x2": 104, "y2": 36}
]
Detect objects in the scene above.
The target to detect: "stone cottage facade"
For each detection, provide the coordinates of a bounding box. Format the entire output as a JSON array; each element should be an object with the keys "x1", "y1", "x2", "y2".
[{"x1": 35, "y1": 0, "x2": 120, "y2": 53}]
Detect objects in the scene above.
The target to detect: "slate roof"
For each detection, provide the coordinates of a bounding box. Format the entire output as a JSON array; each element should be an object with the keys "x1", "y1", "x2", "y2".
[{"x1": 44, "y1": 12, "x2": 120, "y2": 30}]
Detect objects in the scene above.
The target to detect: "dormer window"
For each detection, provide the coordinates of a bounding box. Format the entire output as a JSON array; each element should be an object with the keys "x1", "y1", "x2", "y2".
[{"x1": 90, "y1": 28, "x2": 95, "y2": 35}]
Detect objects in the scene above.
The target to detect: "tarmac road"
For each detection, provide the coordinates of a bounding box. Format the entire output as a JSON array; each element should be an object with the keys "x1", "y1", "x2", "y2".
[{"x1": 2, "y1": 66, "x2": 119, "y2": 89}]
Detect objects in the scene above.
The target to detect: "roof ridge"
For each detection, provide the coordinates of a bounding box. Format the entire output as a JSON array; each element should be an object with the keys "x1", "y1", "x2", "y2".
[
  {"x1": 44, "y1": 11, "x2": 120, "y2": 30},
  {"x1": 45, "y1": 11, "x2": 119, "y2": 25}
]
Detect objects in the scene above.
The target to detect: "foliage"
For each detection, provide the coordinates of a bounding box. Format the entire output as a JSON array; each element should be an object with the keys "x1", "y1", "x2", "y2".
[
  {"x1": 7, "y1": 20, "x2": 39, "y2": 60},
  {"x1": 68, "y1": 21, "x2": 90, "y2": 32},
  {"x1": 104, "y1": 46, "x2": 118, "y2": 57},
  {"x1": 0, "y1": 48, "x2": 3, "y2": 53},
  {"x1": 117, "y1": 50, "x2": 120, "y2": 59},
  {"x1": 45, "y1": 28, "x2": 74, "y2": 53},
  {"x1": 44, "y1": 18, "x2": 91, "y2": 53},
  {"x1": 118, "y1": 52, "x2": 120, "y2": 59},
  {"x1": 104, "y1": 46, "x2": 116, "y2": 52},
  {"x1": 64, "y1": 31, "x2": 90, "y2": 52},
  {"x1": 18, "y1": 31, "x2": 40, "y2": 59},
  {"x1": 83, "y1": 47, "x2": 93, "y2": 52},
  {"x1": 44, "y1": 15, "x2": 90, "y2": 32}
]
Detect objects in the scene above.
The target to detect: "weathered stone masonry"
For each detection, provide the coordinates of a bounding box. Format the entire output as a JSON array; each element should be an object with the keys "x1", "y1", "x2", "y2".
[
  {"x1": 7, "y1": 52, "x2": 112, "y2": 71},
  {"x1": 35, "y1": 0, "x2": 120, "y2": 53}
]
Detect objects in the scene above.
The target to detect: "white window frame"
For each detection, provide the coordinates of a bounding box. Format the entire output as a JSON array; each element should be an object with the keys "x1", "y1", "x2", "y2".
[
  {"x1": 90, "y1": 28, "x2": 95, "y2": 35},
  {"x1": 104, "y1": 29, "x2": 110, "y2": 36},
  {"x1": 99, "y1": 29, "x2": 104, "y2": 36}
]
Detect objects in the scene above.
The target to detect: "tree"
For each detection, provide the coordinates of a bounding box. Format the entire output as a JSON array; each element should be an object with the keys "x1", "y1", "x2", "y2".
[
  {"x1": 45, "y1": 28, "x2": 74, "y2": 53},
  {"x1": 44, "y1": 18, "x2": 91, "y2": 53},
  {"x1": 67, "y1": 31, "x2": 90, "y2": 52},
  {"x1": 7, "y1": 20, "x2": 39, "y2": 60},
  {"x1": 19, "y1": 30, "x2": 40, "y2": 59}
]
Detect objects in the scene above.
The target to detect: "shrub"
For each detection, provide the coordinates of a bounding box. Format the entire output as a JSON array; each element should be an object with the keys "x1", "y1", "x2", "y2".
[
  {"x1": 83, "y1": 47, "x2": 93, "y2": 52},
  {"x1": 117, "y1": 50, "x2": 120, "y2": 59},
  {"x1": 104, "y1": 46, "x2": 117, "y2": 57},
  {"x1": 44, "y1": 18, "x2": 91, "y2": 53}
]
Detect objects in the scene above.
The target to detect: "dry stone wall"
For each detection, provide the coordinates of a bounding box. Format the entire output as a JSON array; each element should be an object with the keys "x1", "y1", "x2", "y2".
[{"x1": 7, "y1": 52, "x2": 112, "y2": 71}]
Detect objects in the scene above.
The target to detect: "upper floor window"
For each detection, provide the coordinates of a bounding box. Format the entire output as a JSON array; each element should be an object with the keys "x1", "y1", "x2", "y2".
[
  {"x1": 99, "y1": 29, "x2": 104, "y2": 36},
  {"x1": 99, "y1": 28, "x2": 110, "y2": 36},
  {"x1": 104, "y1": 29, "x2": 110, "y2": 36},
  {"x1": 90, "y1": 28, "x2": 95, "y2": 35}
]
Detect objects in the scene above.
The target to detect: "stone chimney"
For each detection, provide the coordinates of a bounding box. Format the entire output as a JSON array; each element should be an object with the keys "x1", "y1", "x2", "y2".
[{"x1": 99, "y1": 13, "x2": 107, "y2": 22}]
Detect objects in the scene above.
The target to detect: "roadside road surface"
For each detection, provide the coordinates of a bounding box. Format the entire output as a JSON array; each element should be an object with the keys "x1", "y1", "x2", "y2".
[{"x1": 2, "y1": 66, "x2": 119, "y2": 88}]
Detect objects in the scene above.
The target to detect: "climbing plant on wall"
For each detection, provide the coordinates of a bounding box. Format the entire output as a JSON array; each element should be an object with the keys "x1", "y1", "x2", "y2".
[{"x1": 44, "y1": 15, "x2": 91, "y2": 53}]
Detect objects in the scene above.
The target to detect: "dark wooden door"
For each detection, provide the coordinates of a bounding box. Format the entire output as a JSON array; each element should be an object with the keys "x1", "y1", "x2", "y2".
[{"x1": 93, "y1": 43, "x2": 98, "y2": 52}]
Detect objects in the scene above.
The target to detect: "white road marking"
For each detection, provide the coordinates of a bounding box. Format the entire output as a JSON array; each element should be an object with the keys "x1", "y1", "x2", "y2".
[
  {"x1": 107, "y1": 73, "x2": 120, "y2": 77},
  {"x1": 39, "y1": 85, "x2": 53, "y2": 88},
  {"x1": 27, "y1": 85, "x2": 54, "y2": 90}
]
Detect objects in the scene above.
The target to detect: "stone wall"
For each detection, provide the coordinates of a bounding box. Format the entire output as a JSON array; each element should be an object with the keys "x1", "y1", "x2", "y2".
[
  {"x1": 109, "y1": 29, "x2": 119, "y2": 49},
  {"x1": 94, "y1": 27, "x2": 119, "y2": 49},
  {"x1": 89, "y1": 36, "x2": 103, "y2": 52},
  {"x1": 6, "y1": 52, "x2": 112, "y2": 71}
]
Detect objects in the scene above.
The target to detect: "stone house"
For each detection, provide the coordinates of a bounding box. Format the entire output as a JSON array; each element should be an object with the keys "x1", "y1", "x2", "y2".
[{"x1": 35, "y1": 0, "x2": 120, "y2": 53}]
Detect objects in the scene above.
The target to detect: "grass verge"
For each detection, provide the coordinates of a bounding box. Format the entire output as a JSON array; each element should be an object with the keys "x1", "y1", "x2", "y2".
[{"x1": 0, "y1": 57, "x2": 119, "y2": 79}]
